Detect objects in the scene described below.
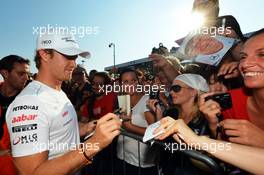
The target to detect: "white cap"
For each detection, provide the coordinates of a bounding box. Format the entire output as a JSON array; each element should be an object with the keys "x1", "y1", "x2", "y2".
[
  {"x1": 175, "y1": 73, "x2": 209, "y2": 92},
  {"x1": 36, "y1": 32, "x2": 90, "y2": 58}
]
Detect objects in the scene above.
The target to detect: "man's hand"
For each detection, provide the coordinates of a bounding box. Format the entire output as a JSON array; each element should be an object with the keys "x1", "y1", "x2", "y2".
[
  {"x1": 86, "y1": 113, "x2": 121, "y2": 153},
  {"x1": 149, "y1": 54, "x2": 180, "y2": 83},
  {"x1": 220, "y1": 119, "x2": 264, "y2": 147},
  {"x1": 79, "y1": 121, "x2": 96, "y2": 137},
  {"x1": 13, "y1": 114, "x2": 120, "y2": 175}
]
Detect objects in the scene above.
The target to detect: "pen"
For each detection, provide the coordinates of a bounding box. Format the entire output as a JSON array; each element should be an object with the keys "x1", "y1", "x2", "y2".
[
  {"x1": 93, "y1": 117, "x2": 131, "y2": 125},
  {"x1": 85, "y1": 115, "x2": 131, "y2": 140}
]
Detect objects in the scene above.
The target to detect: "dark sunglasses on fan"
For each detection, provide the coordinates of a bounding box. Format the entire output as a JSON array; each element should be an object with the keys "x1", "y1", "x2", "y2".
[{"x1": 170, "y1": 85, "x2": 190, "y2": 93}]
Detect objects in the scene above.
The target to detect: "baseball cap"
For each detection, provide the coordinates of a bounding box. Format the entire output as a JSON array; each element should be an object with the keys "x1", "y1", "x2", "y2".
[
  {"x1": 175, "y1": 73, "x2": 209, "y2": 92},
  {"x1": 36, "y1": 32, "x2": 90, "y2": 58}
]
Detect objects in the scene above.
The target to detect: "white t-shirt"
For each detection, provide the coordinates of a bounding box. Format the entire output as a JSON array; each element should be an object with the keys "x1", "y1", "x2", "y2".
[
  {"x1": 117, "y1": 95, "x2": 157, "y2": 168},
  {"x1": 6, "y1": 81, "x2": 80, "y2": 159}
]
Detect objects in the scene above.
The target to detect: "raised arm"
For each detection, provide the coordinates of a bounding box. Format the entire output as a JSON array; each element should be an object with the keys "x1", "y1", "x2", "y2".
[
  {"x1": 155, "y1": 117, "x2": 264, "y2": 174},
  {"x1": 13, "y1": 113, "x2": 121, "y2": 175}
]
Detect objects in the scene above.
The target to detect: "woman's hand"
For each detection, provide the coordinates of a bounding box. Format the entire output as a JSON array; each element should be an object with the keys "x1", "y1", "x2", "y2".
[
  {"x1": 220, "y1": 119, "x2": 264, "y2": 147},
  {"x1": 146, "y1": 99, "x2": 162, "y2": 112},
  {"x1": 199, "y1": 92, "x2": 222, "y2": 137},
  {"x1": 217, "y1": 61, "x2": 240, "y2": 79},
  {"x1": 146, "y1": 99, "x2": 163, "y2": 121},
  {"x1": 154, "y1": 117, "x2": 200, "y2": 145},
  {"x1": 120, "y1": 112, "x2": 132, "y2": 129}
]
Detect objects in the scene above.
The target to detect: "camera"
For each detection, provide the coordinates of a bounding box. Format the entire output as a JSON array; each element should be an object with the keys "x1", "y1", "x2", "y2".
[
  {"x1": 149, "y1": 90, "x2": 159, "y2": 100},
  {"x1": 146, "y1": 74, "x2": 155, "y2": 81},
  {"x1": 151, "y1": 43, "x2": 169, "y2": 56},
  {"x1": 205, "y1": 92, "x2": 232, "y2": 110}
]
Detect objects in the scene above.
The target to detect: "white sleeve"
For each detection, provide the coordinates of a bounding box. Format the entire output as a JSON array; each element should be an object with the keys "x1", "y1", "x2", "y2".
[
  {"x1": 6, "y1": 96, "x2": 50, "y2": 157},
  {"x1": 143, "y1": 95, "x2": 150, "y2": 113}
]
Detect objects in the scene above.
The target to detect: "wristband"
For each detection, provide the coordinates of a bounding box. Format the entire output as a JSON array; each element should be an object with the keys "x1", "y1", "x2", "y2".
[{"x1": 80, "y1": 144, "x2": 93, "y2": 165}]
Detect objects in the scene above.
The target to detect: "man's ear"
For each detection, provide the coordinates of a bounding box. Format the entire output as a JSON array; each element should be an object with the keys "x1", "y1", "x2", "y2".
[
  {"x1": 0, "y1": 70, "x2": 9, "y2": 80},
  {"x1": 38, "y1": 50, "x2": 51, "y2": 62}
]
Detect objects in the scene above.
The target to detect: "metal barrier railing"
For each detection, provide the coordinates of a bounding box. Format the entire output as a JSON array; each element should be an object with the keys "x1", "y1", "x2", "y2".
[
  {"x1": 82, "y1": 129, "x2": 222, "y2": 175},
  {"x1": 119, "y1": 129, "x2": 222, "y2": 175}
]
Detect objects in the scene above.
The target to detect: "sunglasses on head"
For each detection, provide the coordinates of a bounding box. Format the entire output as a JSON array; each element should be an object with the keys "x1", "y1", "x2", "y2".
[{"x1": 170, "y1": 85, "x2": 189, "y2": 93}]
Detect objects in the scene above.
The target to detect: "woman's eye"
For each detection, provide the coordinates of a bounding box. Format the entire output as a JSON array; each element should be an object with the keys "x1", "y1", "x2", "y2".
[{"x1": 257, "y1": 53, "x2": 264, "y2": 58}]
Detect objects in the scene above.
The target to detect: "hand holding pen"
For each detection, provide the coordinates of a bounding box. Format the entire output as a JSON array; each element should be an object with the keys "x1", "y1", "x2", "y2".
[
  {"x1": 84, "y1": 108, "x2": 130, "y2": 140},
  {"x1": 84, "y1": 113, "x2": 122, "y2": 151}
]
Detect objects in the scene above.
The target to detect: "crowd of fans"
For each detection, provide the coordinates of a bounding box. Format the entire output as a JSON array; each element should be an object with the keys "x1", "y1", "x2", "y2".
[{"x1": 0, "y1": 0, "x2": 264, "y2": 175}]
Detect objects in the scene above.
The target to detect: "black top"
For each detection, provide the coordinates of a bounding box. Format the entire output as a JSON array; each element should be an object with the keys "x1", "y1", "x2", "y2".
[
  {"x1": 0, "y1": 92, "x2": 17, "y2": 139},
  {"x1": 160, "y1": 108, "x2": 211, "y2": 175}
]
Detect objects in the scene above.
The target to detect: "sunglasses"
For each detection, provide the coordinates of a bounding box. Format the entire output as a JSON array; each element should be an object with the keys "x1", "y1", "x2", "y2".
[{"x1": 170, "y1": 85, "x2": 190, "y2": 93}]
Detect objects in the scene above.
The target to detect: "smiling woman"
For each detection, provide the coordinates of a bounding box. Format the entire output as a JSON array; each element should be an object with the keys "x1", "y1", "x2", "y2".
[{"x1": 199, "y1": 28, "x2": 264, "y2": 148}]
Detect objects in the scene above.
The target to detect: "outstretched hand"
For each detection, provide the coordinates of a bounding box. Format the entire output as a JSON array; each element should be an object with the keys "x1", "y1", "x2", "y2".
[{"x1": 154, "y1": 117, "x2": 199, "y2": 145}]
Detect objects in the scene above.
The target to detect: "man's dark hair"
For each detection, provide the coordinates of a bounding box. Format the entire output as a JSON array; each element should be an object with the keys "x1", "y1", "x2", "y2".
[
  {"x1": 89, "y1": 69, "x2": 98, "y2": 81},
  {"x1": 34, "y1": 49, "x2": 53, "y2": 69},
  {"x1": 119, "y1": 68, "x2": 140, "y2": 83},
  {"x1": 92, "y1": 72, "x2": 112, "y2": 85},
  {"x1": 0, "y1": 55, "x2": 30, "y2": 72}
]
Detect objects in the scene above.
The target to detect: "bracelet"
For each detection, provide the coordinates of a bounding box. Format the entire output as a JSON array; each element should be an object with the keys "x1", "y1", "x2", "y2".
[{"x1": 80, "y1": 144, "x2": 93, "y2": 165}]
